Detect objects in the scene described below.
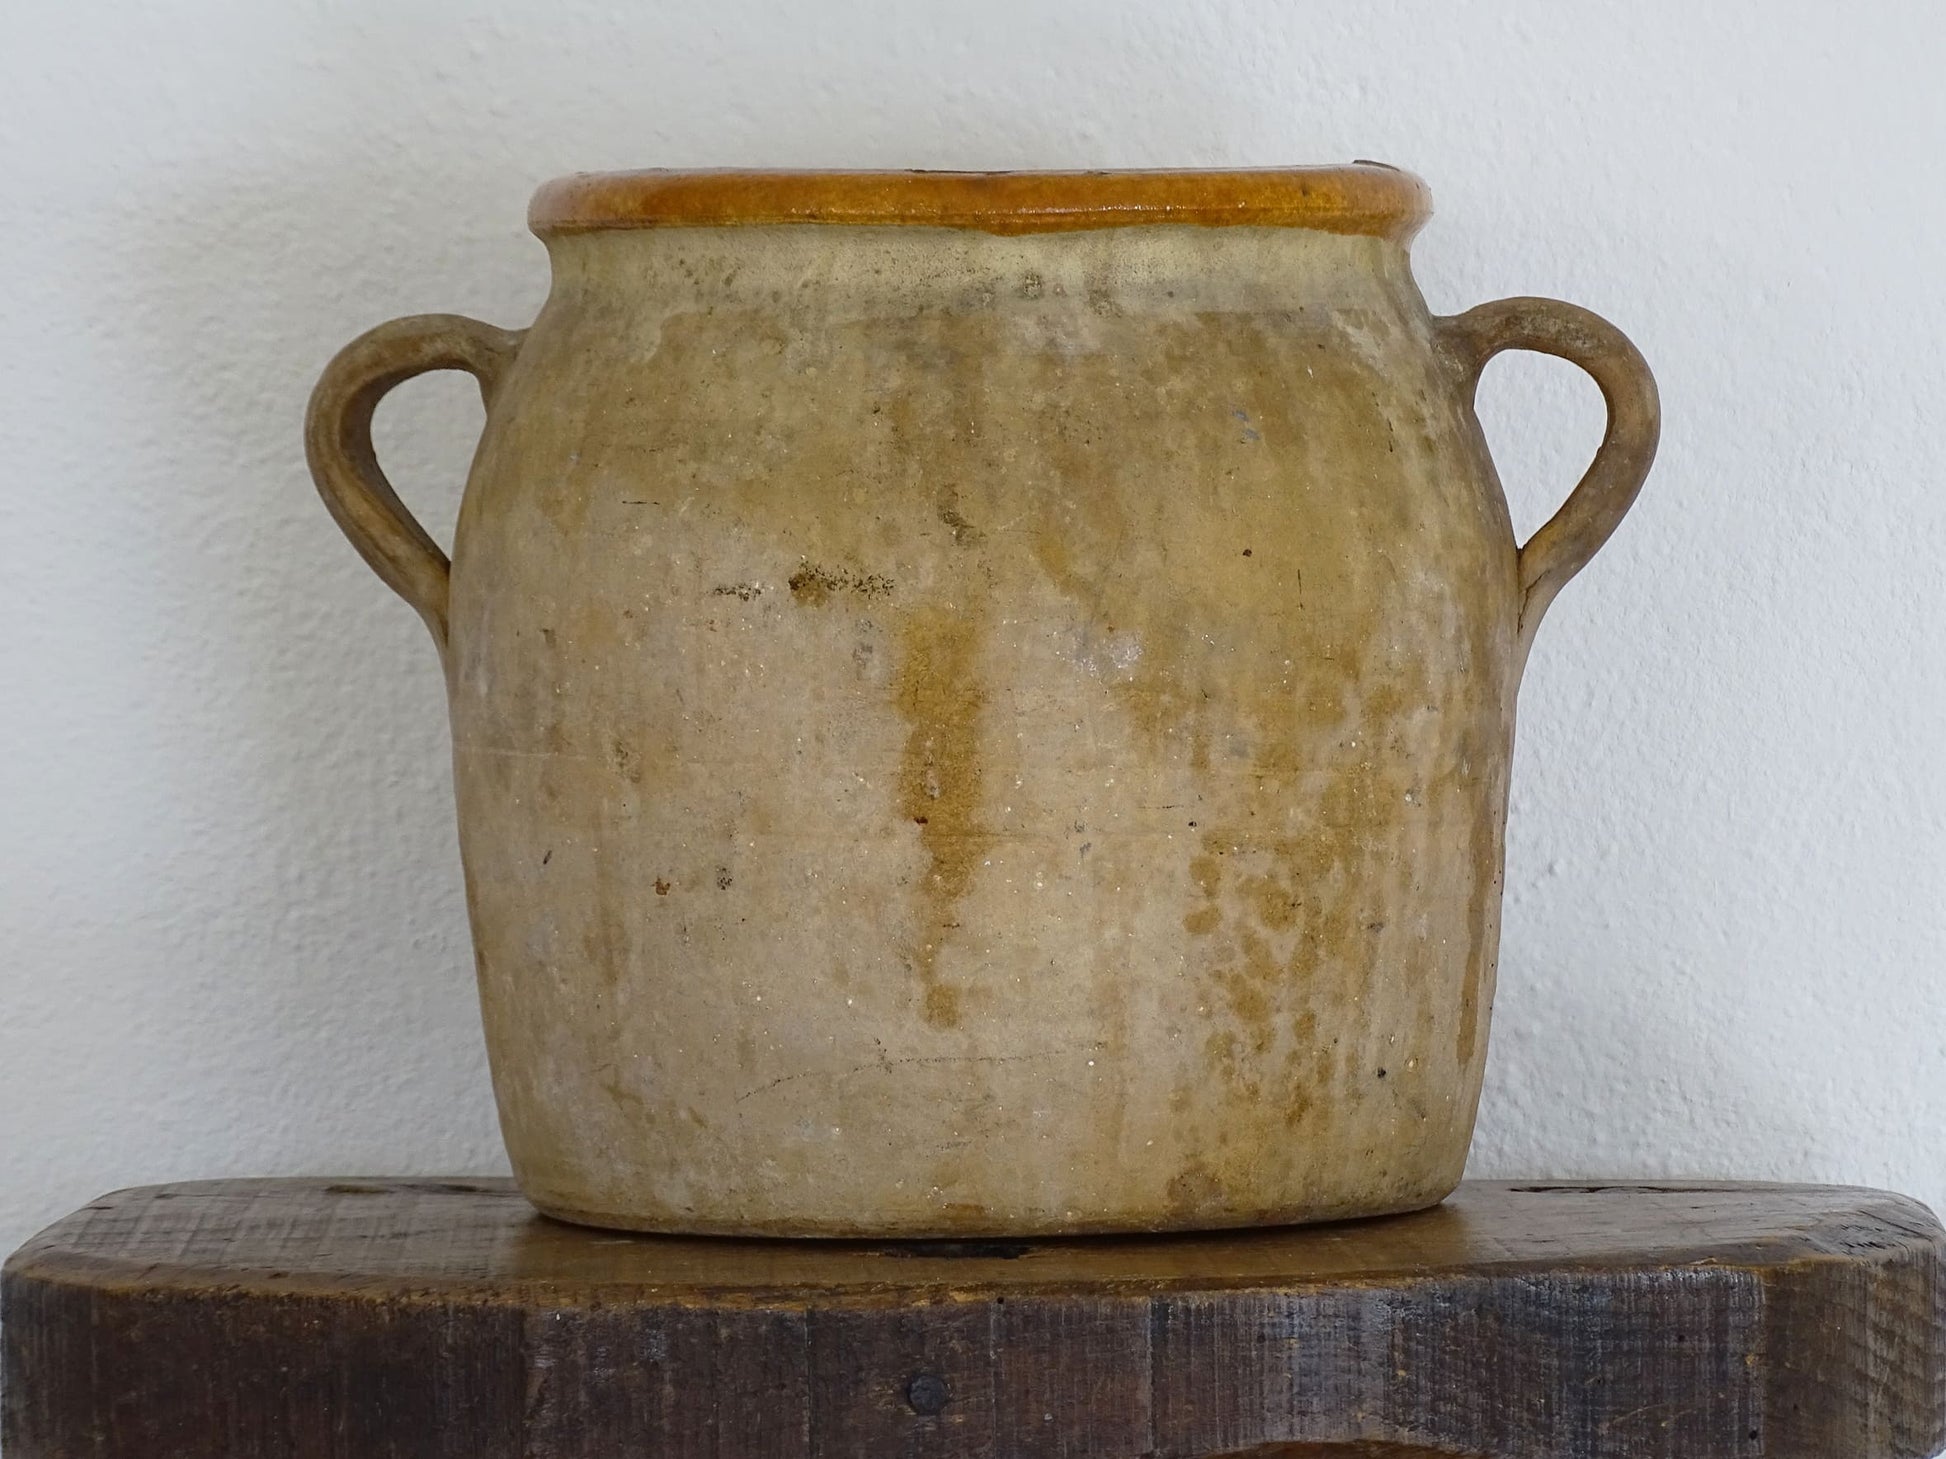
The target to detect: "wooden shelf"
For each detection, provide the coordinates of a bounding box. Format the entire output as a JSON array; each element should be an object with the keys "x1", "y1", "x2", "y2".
[{"x1": 6, "y1": 1178, "x2": 1942, "y2": 1458}]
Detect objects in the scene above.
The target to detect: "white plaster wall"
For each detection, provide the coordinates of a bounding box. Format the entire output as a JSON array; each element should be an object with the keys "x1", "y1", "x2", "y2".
[{"x1": 3, "y1": 0, "x2": 1942, "y2": 1257}]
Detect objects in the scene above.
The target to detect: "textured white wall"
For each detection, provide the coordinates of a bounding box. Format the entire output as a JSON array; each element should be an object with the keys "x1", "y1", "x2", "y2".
[{"x1": 3, "y1": 0, "x2": 1943, "y2": 1256}]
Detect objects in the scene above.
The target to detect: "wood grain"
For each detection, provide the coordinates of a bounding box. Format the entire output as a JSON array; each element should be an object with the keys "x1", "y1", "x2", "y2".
[{"x1": 5, "y1": 1180, "x2": 1941, "y2": 1458}]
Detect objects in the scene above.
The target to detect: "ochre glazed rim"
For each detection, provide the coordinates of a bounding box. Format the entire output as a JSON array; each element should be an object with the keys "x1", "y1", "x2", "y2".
[{"x1": 528, "y1": 165, "x2": 1431, "y2": 240}]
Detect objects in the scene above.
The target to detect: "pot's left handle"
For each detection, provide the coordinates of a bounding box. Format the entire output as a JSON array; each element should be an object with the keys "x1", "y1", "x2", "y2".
[{"x1": 305, "y1": 314, "x2": 526, "y2": 651}]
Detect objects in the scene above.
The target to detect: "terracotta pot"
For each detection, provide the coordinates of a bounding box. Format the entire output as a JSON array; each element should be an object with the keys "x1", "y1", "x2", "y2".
[{"x1": 306, "y1": 167, "x2": 1658, "y2": 1236}]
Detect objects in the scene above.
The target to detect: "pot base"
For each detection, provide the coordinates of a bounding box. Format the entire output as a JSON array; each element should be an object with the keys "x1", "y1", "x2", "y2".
[{"x1": 520, "y1": 1183, "x2": 1460, "y2": 1240}]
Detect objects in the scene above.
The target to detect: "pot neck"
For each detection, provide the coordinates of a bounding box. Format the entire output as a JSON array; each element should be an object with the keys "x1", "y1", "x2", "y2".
[{"x1": 541, "y1": 225, "x2": 1422, "y2": 318}]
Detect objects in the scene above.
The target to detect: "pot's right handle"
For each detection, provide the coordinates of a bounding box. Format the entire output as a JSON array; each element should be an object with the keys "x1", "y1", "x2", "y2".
[
  {"x1": 304, "y1": 313, "x2": 526, "y2": 653},
  {"x1": 1438, "y1": 297, "x2": 1660, "y2": 654}
]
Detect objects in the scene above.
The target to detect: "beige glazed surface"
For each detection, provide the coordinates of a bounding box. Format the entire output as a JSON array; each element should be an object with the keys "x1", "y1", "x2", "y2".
[{"x1": 306, "y1": 167, "x2": 1658, "y2": 1235}]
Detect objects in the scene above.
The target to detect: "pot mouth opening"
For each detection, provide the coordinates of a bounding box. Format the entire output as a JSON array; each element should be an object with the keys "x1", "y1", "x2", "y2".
[{"x1": 528, "y1": 165, "x2": 1430, "y2": 241}]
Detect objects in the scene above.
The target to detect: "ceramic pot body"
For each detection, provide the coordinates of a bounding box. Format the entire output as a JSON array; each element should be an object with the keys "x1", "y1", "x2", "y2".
[{"x1": 307, "y1": 169, "x2": 1657, "y2": 1235}]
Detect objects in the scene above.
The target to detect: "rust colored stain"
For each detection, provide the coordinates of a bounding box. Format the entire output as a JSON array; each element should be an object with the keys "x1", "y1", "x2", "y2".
[
  {"x1": 936, "y1": 492, "x2": 982, "y2": 547},
  {"x1": 892, "y1": 604, "x2": 991, "y2": 1029},
  {"x1": 787, "y1": 566, "x2": 833, "y2": 606},
  {"x1": 788, "y1": 563, "x2": 895, "y2": 605},
  {"x1": 1165, "y1": 1160, "x2": 1223, "y2": 1216}
]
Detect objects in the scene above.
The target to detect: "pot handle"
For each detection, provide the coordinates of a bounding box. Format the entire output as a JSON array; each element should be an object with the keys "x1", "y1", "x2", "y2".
[
  {"x1": 304, "y1": 314, "x2": 526, "y2": 652},
  {"x1": 1438, "y1": 297, "x2": 1660, "y2": 652}
]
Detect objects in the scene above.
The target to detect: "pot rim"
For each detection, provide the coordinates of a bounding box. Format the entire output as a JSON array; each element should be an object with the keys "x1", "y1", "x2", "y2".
[{"x1": 528, "y1": 164, "x2": 1430, "y2": 241}]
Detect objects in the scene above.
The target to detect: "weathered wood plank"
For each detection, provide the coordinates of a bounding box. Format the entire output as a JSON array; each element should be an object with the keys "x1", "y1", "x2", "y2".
[{"x1": 4, "y1": 1180, "x2": 1940, "y2": 1459}]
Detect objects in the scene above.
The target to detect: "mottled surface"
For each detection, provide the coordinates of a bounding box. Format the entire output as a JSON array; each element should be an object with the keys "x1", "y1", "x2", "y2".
[{"x1": 439, "y1": 223, "x2": 1527, "y2": 1233}]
